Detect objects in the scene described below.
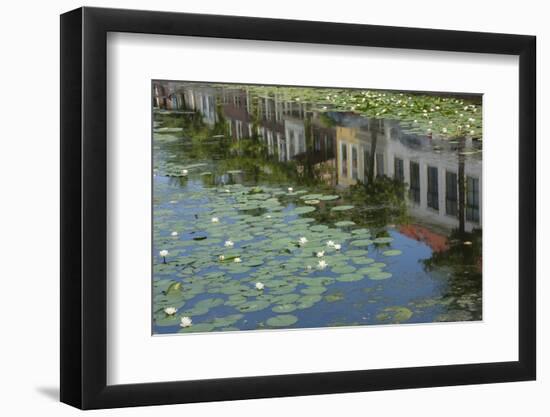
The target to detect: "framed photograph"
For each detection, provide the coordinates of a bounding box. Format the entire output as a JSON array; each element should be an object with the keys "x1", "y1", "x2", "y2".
[{"x1": 60, "y1": 6, "x2": 536, "y2": 409}]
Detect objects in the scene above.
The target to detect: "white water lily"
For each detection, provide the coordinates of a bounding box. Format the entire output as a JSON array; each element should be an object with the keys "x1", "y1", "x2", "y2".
[
  {"x1": 181, "y1": 169, "x2": 188, "y2": 176},
  {"x1": 224, "y1": 189, "x2": 230, "y2": 193},
  {"x1": 180, "y1": 316, "x2": 192, "y2": 328},
  {"x1": 266, "y1": 214, "x2": 272, "y2": 219},
  {"x1": 298, "y1": 237, "x2": 308, "y2": 246},
  {"x1": 164, "y1": 307, "x2": 177, "y2": 316},
  {"x1": 234, "y1": 257, "x2": 242, "y2": 263},
  {"x1": 428, "y1": 120, "x2": 433, "y2": 124},
  {"x1": 306, "y1": 265, "x2": 312, "y2": 270},
  {"x1": 334, "y1": 244, "x2": 342, "y2": 251},
  {"x1": 219, "y1": 255, "x2": 225, "y2": 261},
  {"x1": 255, "y1": 282, "x2": 264, "y2": 290},
  {"x1": 464, "y1": 106, "x2": 469, "y2": 111},
  {"x1": 316, "y1": 251, "x2": 325, "y2": 258},
  {"x1": 470, "y1": 130, "x2": 475, "y2": 135},
  {"x1": 442, "y1": 128, "x2": 448, "y2": 133},
  {"x1": 224, "y1": 240, "x2": 234, "y2": 248},
  {"x1": 211, "y1": 217, "x2": 220, "y2": 223},
  {"x1": 435, "y1": 106, "x2": 440, "y2": 110},
  {"x1": 318, "y1": 260, "x2": 328, "y2": 269},
  {"x1": 171, "y1": 231, "x2": 178, "y2": 236},
  {"x1": 468, "y1": 118, "x2": 475, "y2": 122},
  {"x1": 413, "y1": 119, "x2": 418, "y2": 123},
  {"x1": 159, "y1": 250, "x2": 169, "y2": 257},
  {"x1": 326, "y1": 240, "x2": 335, "y2": 248},
  {"x1": 466, "y1": 124, "x2": 470, "y2": 128},
  {"x1": 288, "y1": 187, "x2": 293, "y2": 192}
]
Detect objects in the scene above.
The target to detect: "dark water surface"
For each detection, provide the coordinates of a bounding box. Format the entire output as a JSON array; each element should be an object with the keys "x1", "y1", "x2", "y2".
[{"x1": 152, "y1": 82, "x2": 482, "y2": 335}]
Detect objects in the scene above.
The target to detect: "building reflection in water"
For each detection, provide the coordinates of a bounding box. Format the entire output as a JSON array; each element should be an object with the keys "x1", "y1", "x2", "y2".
[{"x1": 154, "y1": 82, "x2": 481, "y2": 235}]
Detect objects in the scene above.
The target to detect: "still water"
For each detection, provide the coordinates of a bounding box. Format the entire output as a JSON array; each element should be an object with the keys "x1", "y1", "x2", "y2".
[{"x1": 152, "y1": 82, "x2": 482, "y2": 334}]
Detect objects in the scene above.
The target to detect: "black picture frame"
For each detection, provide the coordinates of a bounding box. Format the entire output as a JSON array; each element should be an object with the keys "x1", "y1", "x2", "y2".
[{"x1": 60, "y1": 6, "x2": 536, "y2": 410}]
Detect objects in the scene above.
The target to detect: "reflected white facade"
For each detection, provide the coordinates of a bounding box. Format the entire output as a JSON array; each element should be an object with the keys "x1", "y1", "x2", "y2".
[{"x1": 336, "y1": 120, "x2": 482, "y2": 232}]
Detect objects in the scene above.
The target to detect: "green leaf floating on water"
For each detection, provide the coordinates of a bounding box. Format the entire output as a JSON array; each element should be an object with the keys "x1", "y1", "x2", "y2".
[
  {"x1": 194, "y1": 298, "x2": 224, "y2": 309},
  {"x1": 266, "y1": 314, "x2": 298, "y2": 327},
  {"x1": 353, "y1": 257, "x2": 376, "y2": 265},
  {"x1": 376, "y1": 306, "x2": 413, "y2": 323},
  {"x1": 272, "y1": 304, "x2": 297, "y2": 313},
  {"x1": 300, "y1": 194, "x2": 324, "y2": 200},
  {"x1": 382, "y1": 249, "x2": 402, "y2": 256},
  {"x1": 273, "y1": 293, "x2": 301, "y2": 304},
  {"x1": 331, "y1": 205, "x2": 354, "y2": 211},
  {"x1": 297, "y1": 294, "x2": 322, "y2": 309},
  {"x1": 165, "y1": 281, "x2": 183, "y2": 295},
  {"x1": 301, "y1": 286, "x2": 327, "y2": 295},
  {"x1": 331, "y1": 265, "x2": 357, "y2": 274},
  {"x1": 291, "y1": 206, "x2": 317, "y2": 215},
  {"x1": 368, "y1": 271, "x2": 393, "y2": 280},
  {"x1": 237, "y1": 299, "x2": 271, "y2": 312},
  {"x1": 337, "y1": 273, "x2": 364, "y2": 282},
  {"x1": 335, "y1": 221, "x2": 356, "y2": 227},
  {"x1": 373, "y1": 237, "x2": 394, "y2": 244},
  {"x1": 350, "y1": 239, "x2": 373, "y2": 247},
  {"x1": 324, "y1": 292, "x2": 345, "y2": 302},
  {"x1": 318, "y1": 195, "x2": 340, "y2": 201}
]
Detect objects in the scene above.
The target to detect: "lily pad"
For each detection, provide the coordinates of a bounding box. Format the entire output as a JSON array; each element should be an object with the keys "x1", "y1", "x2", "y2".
[
  {"x1": 337, "y1": 273, "x2": 364, "y2": 282},
  {"x1": 301, "y1": 286, "x2": 327, "y2": 295},
  {"x1": 266, "y1": 314, "x2": 298, "y2": 327},
  {"x1": 292, "y1": 206, "x2": 316, "y2": 215},
  {"x1": 331, "y1": 265, "x2": 357, "y2": 274},
  {"x1": 368, "y1": 271, "x2": 393, "y2": 280},
  {"x1": 382, "y1": 249, "x2": 402, "y2": 256},
  {"x1": 331, "y1": 205, "x2": 355, "y2": 211},
  {"x1": 237, "y1": 299, "x2": 271, "y2": 312},
  {"x1": 335, "y1": 221, "x2": 356, "y2": 227},
  {"x1": 350, "y1": 239, "x2": 373, "y2": 247},
  {"x1": 373, "y1": 237, "x2": 394, "y2": 244},
  {"x1": 272, "y1": 304, "x2": 297, "y2": 313},
  {"x1": 376, "y1": 306, "x2": 413, "y2": 323}
]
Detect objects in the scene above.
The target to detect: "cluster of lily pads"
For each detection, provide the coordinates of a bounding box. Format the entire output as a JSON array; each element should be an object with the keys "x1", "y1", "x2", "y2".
[
  {"x1": 223, "y1": 84, "x2": 482, "y2": 141},
  {"x1": 153, "y1": 168, "x2": 409, "y2": 333}
]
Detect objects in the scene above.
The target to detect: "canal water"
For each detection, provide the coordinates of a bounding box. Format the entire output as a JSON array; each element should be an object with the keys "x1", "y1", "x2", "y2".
[{"x1": 152, "y1": 82, "x2": 482, "y2": 334}]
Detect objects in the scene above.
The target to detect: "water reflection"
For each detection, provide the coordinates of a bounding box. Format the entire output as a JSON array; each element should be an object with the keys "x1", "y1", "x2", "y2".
[
  {"x1": 158, "y1": 82, "x2": 482, "y2": 232},
  {"x1": 152, "y1": 81, "x2": 483, "y2": 332}
]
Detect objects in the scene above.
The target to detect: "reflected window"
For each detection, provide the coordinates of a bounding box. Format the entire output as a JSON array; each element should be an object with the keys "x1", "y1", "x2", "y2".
[
  {"x1": 445, "y1": 171, "x2": 458, "y2": 216},
  {"x1": 314, "y1": 133, "x2": 321, "y2": 152},
  {"x1": 341, "y1": 143, "x2": 348, "y2": 177},
  {"x1": 288, "y1": 131, "x2": 295, "y2": 158},
  {"x1": 427, "y1": 166, "x2": 439, "y2": 210},
  {"x1": 351, "y1": 146, "x2": 358, "y2": 180},
  {"x1": 466, "y1": 176, "x2": 480, "y2": 223},
  {"x1": 376, "y1": 153, "x2": 384, "y2": 177},
  {"x1": 409, "y1": 161, "x2": 420, "y2": 203},
  {"x1": 363, "y1": 147, "x2": 371, "y2": 180},
  {"x1": 325, "y1": 135, "x2": 332, "y2": 154},
  {"x1": 394, "y1": 157, "x2": 404, "y2": 182}
]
